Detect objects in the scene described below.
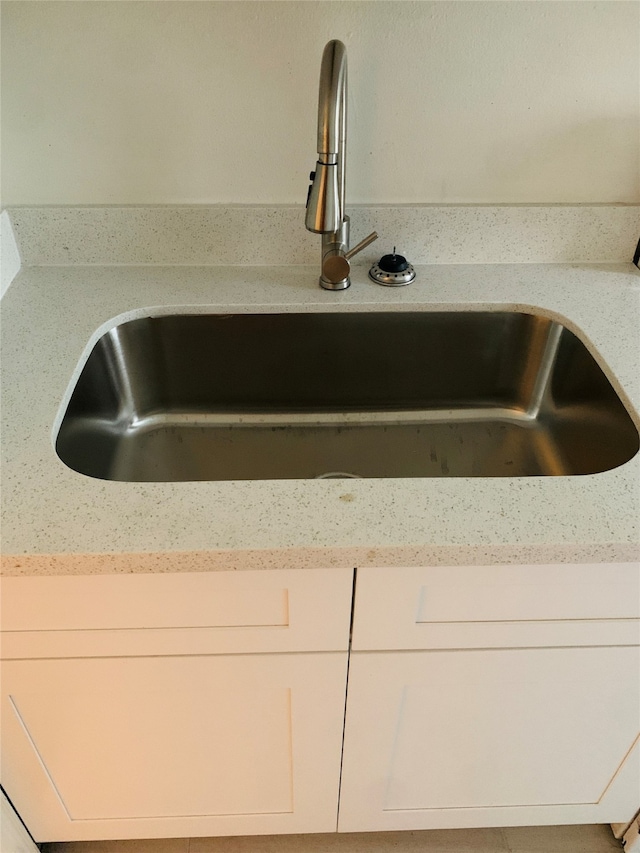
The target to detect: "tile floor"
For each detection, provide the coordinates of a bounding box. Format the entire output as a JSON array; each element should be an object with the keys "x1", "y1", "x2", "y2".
[{"x1": 41, "y1": 825, "x2": 623, "y2": 853}]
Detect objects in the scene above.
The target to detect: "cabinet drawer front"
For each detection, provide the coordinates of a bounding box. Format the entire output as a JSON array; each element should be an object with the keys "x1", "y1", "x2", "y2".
[
  {"x1": 1, "y1": 568, "x2": 353, "y2": 657},
  {"x1": 352, "y1": 563, "x2": 640, "y2": 650}
]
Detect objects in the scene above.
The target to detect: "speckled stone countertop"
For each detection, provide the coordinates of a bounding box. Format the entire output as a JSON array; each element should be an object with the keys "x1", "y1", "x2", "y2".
[{"x1": 2, "y1": 255, "x2": 639, "y2": 576}]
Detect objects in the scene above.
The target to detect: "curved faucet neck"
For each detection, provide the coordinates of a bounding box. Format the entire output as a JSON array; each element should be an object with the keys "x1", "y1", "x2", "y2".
[
  {"x1": 305, "y1": 40, "x2": 347, "y2": 236},
  {"x1": 317, "y1": 39, "x2": 347, "y2": 217}
]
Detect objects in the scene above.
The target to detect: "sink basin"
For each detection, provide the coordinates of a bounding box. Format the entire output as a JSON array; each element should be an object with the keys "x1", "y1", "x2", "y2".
[{"x1": 55, "y1": 311, "x2": 639, "y2": 481}]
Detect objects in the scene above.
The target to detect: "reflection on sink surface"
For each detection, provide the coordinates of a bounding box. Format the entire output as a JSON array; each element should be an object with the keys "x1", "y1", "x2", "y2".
[{"x1": 55, "y1": 312, "x2": 639, "y2": 481}]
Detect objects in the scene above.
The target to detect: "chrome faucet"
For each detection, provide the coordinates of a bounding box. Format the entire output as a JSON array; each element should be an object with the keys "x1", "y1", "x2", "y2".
[{"x1": 305, "y1": 40, "x2": 378, "y2": 290}]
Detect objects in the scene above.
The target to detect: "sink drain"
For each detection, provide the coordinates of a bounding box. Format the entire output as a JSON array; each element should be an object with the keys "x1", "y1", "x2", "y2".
[{"x1": 315, "y1": 471, "x2": 362, "y2": 479}]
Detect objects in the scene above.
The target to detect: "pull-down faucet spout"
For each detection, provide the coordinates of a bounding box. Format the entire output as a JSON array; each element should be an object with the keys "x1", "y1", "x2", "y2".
[
  {"x1": 305, "y1": 40, "x2": 377, "y2": 290},
  {"x1": 305, "y1": 40, "x2": 346, "y2": 236}
]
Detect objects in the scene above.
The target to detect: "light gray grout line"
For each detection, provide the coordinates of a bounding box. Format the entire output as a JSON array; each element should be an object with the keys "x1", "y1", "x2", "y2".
[{"x1": 500, "y1": 825, "x2": 514, "y2": 853}]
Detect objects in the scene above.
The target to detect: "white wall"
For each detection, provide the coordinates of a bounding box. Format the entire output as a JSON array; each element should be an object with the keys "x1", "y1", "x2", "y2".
[{"x1": 1, "y1": 1, "x2": 638, "y2": 206}]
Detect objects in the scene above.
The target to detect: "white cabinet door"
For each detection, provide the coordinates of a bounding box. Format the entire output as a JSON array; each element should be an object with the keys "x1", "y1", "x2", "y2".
[
  {"x1": 339, "y1": 646, "x2": 640, "y2": 832},
  {"x1": 2, "y1": 652, "x2": 348, "y2": 841}
]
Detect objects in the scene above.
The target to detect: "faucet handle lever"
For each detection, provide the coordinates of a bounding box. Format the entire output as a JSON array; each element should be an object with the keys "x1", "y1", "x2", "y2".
[
  {"x1": 345, "y1": 231, "x2": 378, "y2": 260},
  {"x1": 321, "y1": 231, "x2": 379, "y2": 288}
]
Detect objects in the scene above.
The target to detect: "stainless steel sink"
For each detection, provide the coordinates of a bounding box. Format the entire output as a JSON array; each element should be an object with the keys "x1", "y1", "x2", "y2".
[{"x1": 55, "y1": 312, "x2": 639, "y2": 481}]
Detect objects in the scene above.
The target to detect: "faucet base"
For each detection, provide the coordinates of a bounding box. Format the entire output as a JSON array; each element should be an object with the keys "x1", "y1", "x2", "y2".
[
  {"x1": 319, "y1": 220, "x2": 350, "y2": 290},
  {"x1": 319, "y1": 275, "x2": 351, "y2": 291}
]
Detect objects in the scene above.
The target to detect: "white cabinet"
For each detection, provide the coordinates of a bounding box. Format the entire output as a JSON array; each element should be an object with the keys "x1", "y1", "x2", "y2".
[
  {"x1": 0, "y1": 568, "x2": 353, "y2": 842},
  {"x1": 338, "y1": 563, "x2": 640, "y2": 832},
  {"x1": 3, "y1": 561, "x2": 639, "y2": 841}
]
